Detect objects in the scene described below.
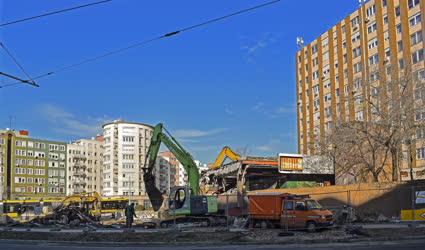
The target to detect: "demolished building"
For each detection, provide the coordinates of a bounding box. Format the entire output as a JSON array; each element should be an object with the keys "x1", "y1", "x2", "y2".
[{"x1": 201, "y1": 154, "x2": 335, "y2": 215}]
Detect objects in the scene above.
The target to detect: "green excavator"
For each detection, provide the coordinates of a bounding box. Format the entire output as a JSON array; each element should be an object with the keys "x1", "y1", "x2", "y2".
[{"x1": 143, "y1": 123, "x2": 219, "y2": 227}]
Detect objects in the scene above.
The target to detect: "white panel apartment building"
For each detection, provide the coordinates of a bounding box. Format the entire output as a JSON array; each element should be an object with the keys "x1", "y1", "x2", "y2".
[
  {"x1": 102, "y1": 120, "x2": 153, "y2": 196},
  {"x1": 67, "y1": 138, "x2": 103, "y2": 195}
]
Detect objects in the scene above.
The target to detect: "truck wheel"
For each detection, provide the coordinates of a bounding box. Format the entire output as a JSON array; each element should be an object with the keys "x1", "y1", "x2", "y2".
[{"x1": 306, "y1": 221, "x2": 316, "y2": 233}]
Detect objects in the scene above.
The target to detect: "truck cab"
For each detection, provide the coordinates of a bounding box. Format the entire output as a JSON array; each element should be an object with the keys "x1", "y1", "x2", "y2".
[{"x1": 281, "y1": 196, "x2": 334, "y2": 232}]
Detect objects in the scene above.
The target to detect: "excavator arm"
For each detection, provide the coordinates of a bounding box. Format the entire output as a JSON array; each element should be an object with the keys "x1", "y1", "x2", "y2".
[
  {"x1": 143, "y1": 123, "x2": 200, "y2": 211},
  {"x1": 210, "y1": 146, "x2": 241, "y2": 170}
]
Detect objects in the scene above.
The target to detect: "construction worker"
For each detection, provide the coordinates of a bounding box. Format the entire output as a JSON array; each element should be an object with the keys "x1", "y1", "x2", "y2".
[{"x1": 125, "y1": 203, "x2": 137, "y2": 228}]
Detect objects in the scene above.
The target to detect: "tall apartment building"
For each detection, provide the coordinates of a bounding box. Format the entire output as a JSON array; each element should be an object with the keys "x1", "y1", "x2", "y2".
[
  {"x1": 296, "y1": 0, "x2": 424, "y2": 179},
  {"x1": 67, "y1": 137, "x2": 104, "y2": 195},
  {"x1": 153, "y1": 151, "x2": 199, "y2": 194},
  {"x1": 0, "y1": 129, "x2": 67, "y2": 200},
  {"x1": 154, "y1": 151, "x2": 178, "y2": 194},
  {"x1": 102, "y1": 120, "x2": 153, "y2": 196}
]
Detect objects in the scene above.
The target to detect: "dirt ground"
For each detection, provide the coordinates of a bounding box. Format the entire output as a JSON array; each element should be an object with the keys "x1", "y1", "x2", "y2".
[{"x1": 0, "y1": 227, "x2": 424, "y2": 244}]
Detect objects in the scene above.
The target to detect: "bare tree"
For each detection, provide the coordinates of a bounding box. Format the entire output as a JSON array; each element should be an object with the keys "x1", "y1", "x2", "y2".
[
  {"x1": 366, "y1": 66, "x2": 425, "y2": 181},
  {"x1": 320, "y1": 65, "x2": 424, "y2": 183}
]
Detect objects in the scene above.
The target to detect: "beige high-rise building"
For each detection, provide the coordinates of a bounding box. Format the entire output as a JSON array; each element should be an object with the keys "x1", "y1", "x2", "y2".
[
  {"x1": 296, "y1": 0, "x2": 424, "y2": 179},
  {"x1": 67, "y1": 137, "x2": 104, "y2": 195}
]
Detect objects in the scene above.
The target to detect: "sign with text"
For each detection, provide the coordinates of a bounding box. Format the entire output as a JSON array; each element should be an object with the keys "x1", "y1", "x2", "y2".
[
  {"x1": 278, "y1": 154, "x2": 303, "y2": 172},
  {"x1": 278, "y1": 154, "x2": 334, "y2": 174}
]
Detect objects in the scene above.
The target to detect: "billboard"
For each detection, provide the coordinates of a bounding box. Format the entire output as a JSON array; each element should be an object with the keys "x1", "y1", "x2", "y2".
[
  {"x1": 278, "y1": 154, "x2": 303, "y2": 172},
  {"x1": 278, "y1": 154, "x2": 334, "y2": 174}
]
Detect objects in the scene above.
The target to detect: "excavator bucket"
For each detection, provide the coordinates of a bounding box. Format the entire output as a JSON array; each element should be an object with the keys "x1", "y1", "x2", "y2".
[{"x1": 143, "y1": 170, "x2": 164, "y2": 211}]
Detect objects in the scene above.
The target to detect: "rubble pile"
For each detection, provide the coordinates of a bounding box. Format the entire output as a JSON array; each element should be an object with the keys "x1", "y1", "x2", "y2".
[{"x1": 28, "y1": 204, "x2": 101, "y2": 228}]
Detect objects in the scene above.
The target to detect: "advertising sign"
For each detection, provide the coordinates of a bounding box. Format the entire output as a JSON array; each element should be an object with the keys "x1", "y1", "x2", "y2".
[{"x1": 278, "y1": 154, "x2": 303, "y2": 172}]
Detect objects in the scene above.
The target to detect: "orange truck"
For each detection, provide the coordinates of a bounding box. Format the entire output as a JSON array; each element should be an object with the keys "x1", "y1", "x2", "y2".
[{"x1": 248, "y1": 192, "x2": 334, "y2": 232}]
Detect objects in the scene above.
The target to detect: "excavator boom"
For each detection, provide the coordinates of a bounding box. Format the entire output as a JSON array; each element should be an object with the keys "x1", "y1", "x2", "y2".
[
  {"x1": 143, "y1": 123, "x2": 200, "y2": 211},
  {"x1": 210, "y1": 146, "x2": 241, "y2": 170}
]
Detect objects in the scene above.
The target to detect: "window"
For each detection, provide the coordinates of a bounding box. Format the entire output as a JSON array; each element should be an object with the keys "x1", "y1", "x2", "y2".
[
  {"x1": 322, "y1": 37, "x2": 329, "y2": 47},
  {"x1": 324, "y1": 93, "x2": 331, "y2": 102},
  {"x1": 409, "y1": 0, "x2": 420, "y2": 9},
  {"x1": 399, "y1": 59, "x2": 405, "y2": 69},
  {"x1": 367, "y1": 5, "x2": 376, "y2": 17},
  {"x1": 15, "y1": 140, "x2": 26, "y2": 147},
  {"x1": 313, "y1": 99, "x2": 320, "y2": 109},
  {"x1": 371, "y1": 72, "x2": 379, "y2": 82},
  {"x1": 396, "y1": 24, "x2": 402, "y2": 34},
  {"x1": 411, "y1": 31, "x2": 423, "y2": 45},
  {"x1": 418, "y1": 148, "x2": 425, "y2": 160},
  {"x1": 313, "y1": 85, "x2": 320, "y2": 95},
  {"x1": 313, "y1": 57, "x2": 319, "y2": 66},
  {"x1": 122, "y1": 136, "x2": 134, "y2": 142},
  {"x1": 295, "y1": 202, "x2": 306, "y2": 211},
  {"x1": 284, "y1": 201, "x2": 294, "y2": 211},
  {"x1": 313, "y1": 71, "x2": 319, "y2": 80},
  {"x1": 323, "y1": 51, "x2": 329, "y2": 61},
  {"x1": 122, "y1": 154, "x2": 134, "y2": 160},
  {"x1": 353, "y1": 47, "x2": 362, "y2": 58},
  {"x1": 354, "y1": 79, "x2": 362, "y2": 89},
  {"x1": 352, "y1": 32, "x2": 361, "y2": 43},
  {"x1": 367, "y1": 22, "x2": 377, "y2": 34},
  {"x1": 384, "y1": 31, "x2": 390, "y2": 41},
  {"x1": 368, "y1": 38, "x2": 378, "y2": 50},
  {"x1": 325, "y1": 107, "x2": 332, "y2": 117},
  {"x1": 416, "y1": 111, "x2": 425, "y2": 121},
  {"x1": 369, "y1": 54, "x2": 379, "y2": 65},
  {"x1": 355, "y1": 111, "x2": 364, "y2": 121},
  {"x1": 398, "y1": 41, "x2": 404, "y2": 52},
  {"x1": 354, "y1": 62, "x2": 362, "y2": 73},
  {"x1": 351, "y1": 16, "x2": 360, "y2": 27},
  {"x1": 383, "y1": 0, "x2": 387, "y2": 7},
  {"x1": 412, "y1": 49, "x2": 424, "y2": 64},
  {"x1": 417, "y1": 129, "x2": 425, "y2": 139},
  {"x1": 324, "y1": 81, "x2": 331, "y2": 88},
  {"x1": 395, "y1": 6, "x2": 400, "y2": 17},
  {"x1": 323, "y1": 65, "x2": 330, "y2": 77},
  {"x1": 410, "y1": 13, "x2": 421, "y2": 27},
  {"x1": 383, "y1": 15, "x2": 388, "y2": 24},
  {"x1": 312, "y1": 44, "x2": 318, "y2": 54}
]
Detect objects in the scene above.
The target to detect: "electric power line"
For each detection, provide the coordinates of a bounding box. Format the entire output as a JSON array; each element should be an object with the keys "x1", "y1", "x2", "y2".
[
  {"x1": 0, "y1": 42, "x2": 38, "y2": 87},
  {"x1": 0, "y1": 0, "x2": 281, "y2": 89},
  {"x1": 0, "y1": 0, "x2": 113, "y2": 28}
]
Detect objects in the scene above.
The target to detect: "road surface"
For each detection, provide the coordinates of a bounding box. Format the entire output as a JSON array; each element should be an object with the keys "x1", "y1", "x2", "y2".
[{"x1": 0, "y1": 239, "x2": 424, "y2": 250}]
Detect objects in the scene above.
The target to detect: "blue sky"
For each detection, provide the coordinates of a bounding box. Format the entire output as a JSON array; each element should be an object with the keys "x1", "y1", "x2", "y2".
[{"x1": 0, "y1": 0, "x2": 359, "y2": 163}]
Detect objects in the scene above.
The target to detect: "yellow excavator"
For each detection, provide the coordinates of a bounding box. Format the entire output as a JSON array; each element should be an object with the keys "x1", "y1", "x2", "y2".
[{"x1": 210, "y1": 146, "x2": 241, "y2": 170}]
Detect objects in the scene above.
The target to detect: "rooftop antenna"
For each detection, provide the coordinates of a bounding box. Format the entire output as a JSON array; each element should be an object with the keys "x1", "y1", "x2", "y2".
[
  {"x1": 296, "y1": 37, "x2": 305, "y2": 49},
  {"x1": 358, "y1": 0, "x2": 367, "y2": 7},
  {"x1": 8, "y1": 115, "x2": 13, "y2": 129}
]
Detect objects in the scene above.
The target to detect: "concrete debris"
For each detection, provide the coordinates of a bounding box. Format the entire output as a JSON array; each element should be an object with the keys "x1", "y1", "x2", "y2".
[
  {"x1": 377, "y1": 214, "x2": 389, "y2": 222},
  {"x1": 345, "y1": 225, "x2": 370, "y2": 236},
  {"x1": 232, "y1": 217, "x2": 248, "y2": 228}
]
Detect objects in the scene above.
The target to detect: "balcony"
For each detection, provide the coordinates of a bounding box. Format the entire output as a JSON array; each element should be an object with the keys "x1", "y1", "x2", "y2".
[
  {"x1": 73, "y1": 171, "x2": 87, "y2": 177},
  {"x1": 72, "y1": 154, "x2": 87, "y2": 160}
]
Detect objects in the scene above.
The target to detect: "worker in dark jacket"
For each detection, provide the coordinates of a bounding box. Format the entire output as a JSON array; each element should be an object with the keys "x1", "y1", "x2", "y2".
[{"x1": 125, "y1": 203, "x2": 137, "y2": 228}]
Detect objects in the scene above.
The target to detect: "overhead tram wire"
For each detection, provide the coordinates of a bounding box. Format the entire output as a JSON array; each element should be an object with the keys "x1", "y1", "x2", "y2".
[
  {"x1": 0, "y1": 0, "x2": 113, "y2": 28},
  {"x1": 0, "y1": 42, "x2": 39, "y2": 87},
  {"x1": 0, "y1": 0, "x2": 281, "y2": 89}
]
